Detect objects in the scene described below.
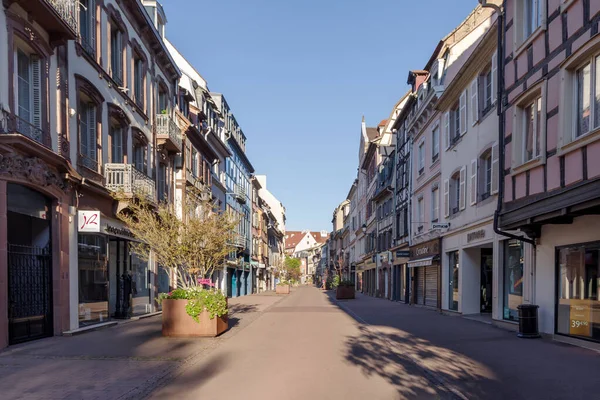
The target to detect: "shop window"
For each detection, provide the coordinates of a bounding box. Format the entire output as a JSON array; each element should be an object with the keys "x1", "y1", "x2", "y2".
[
  {"x1": 556, "y1": 243, "x2": 600, "y2": 341},
  {"x1": 78, "y1": 234, "x2": 108, "y2": 327},
  {"x1": 503, "y1": 239, "x2": 524, "y2": 322}
]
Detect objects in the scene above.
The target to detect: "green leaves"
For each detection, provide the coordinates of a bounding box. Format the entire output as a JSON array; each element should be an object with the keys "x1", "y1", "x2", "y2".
[{"x1": 161, "y1": 287, "x2": 228, "y2": 322}]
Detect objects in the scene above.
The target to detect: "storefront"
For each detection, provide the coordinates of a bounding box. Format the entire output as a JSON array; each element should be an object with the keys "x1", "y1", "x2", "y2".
[
  {"x1": 392, "y1": 249, "x2": 409, "y2": 303},
  {"x1": 409, "y1": 239, "x2": 440, "y2": 309},
  {"x1": 377, "y1": 252, "x2": 392, "y2": 299},
  {"x1": 362, "y1": 258, "x2": 377, "y2": 297},
  {"x1": 77, "y1": 210, "x2": 153, "y2": 327},
  {"x1": 356, "y1": 262, "x2": 364, "y2": 291},
  {"x1": 441, "y1": 222, "x2": 498, "y2": 315}
]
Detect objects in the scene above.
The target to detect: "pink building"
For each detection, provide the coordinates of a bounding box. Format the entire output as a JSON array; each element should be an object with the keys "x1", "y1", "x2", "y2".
[{"x1": 497, "y1": 0, "x2": 600, "y2": 344}]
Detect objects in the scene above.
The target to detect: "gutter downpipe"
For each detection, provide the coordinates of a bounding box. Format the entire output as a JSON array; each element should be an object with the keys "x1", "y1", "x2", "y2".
[{"x1": 480, "y1": 0, "x2": 536, "y2": 247}]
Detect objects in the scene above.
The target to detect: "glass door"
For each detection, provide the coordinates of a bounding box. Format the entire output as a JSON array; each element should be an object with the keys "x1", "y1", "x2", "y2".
[{"x1": 449, "y1": 251, "x2": 459, "y2": 311}]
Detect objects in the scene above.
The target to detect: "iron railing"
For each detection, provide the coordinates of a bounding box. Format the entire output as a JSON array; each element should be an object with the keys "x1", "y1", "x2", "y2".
[
  {"x1": 105, "y1": 163, "x2": 156, "y2": 202},
  {"x1": 47, "y1": 0, "x2": 78, "y2": 33},
  {"x1": 155, "y1": 114, "x2": 182, "y2": 151},
  {"x1": 228, "y1": 234, "x2": 246, "y2": 248},
  {"x1": 1, "y1": 111, "x2": 51, "y2": 148}
]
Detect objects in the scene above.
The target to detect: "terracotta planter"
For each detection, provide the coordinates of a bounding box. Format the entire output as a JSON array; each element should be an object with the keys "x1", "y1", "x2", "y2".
[
  {"x1": 336, "y1": 286, "x2": 355, "y2": 300},
  {"x1": 161, "y1": 299, "x2": 228, "y2": 337},
  {"x1": 276, "y1": 284, "x2": 290, "y2": 294}
]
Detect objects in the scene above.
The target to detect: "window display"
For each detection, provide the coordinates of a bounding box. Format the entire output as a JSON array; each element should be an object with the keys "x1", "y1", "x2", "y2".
[
  {"x1": 556, "y1": 243, "x2": 600, "y2": 341},
  {"x1": 503, "y1": 239, "x2": 523, "y2": 321},
  {"x1": 131, "y1": 250, "x2": 150, "y2": 315}
]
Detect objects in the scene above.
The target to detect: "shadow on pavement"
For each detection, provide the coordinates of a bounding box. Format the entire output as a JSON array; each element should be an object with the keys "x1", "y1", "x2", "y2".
[
  {"x1": 324, "y1": 289, "x2": 600, "y2": 400},
  {"x1": 228, "y1": 303, "x2": 259, "y2": 314}
]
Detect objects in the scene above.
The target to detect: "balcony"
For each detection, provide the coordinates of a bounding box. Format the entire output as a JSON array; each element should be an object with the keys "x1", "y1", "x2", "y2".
[
  {"x1": 1, "y1": 112, "x2": 51, "y2": 149},
  {"x1": 105, "y1": 164, "x2": 156, "y2": 202},
  {"x1": 229, "y1": 234, "x2": 246, "y2": 249},
  {"x1": 155, "y1": 114, "x2": 182, "y2": 153},
  {"x1": 9, "y1": 0, "x2": 78, "y2": 43},
  {"x1": 232, "y1": 184, "x2": 246, "y2": 204}
]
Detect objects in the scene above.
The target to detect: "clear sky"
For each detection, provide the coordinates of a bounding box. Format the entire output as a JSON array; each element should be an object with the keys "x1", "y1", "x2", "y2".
[{"x1": 163, "y1": 0, "x2": 479, "y2": 232}]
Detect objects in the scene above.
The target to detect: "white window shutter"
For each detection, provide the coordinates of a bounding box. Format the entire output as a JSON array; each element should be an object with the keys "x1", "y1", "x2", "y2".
[
  {"x1": 443, "y1": 112, "x2": 450, "y2": 149},
  {"x1": 470, "y1": 159, "x2": 478, "y2": 205},
  {"x1": 459, "y1": 166, "x2": 466, "y2": 210},
  {"x1": 470, "y1": 79, "x2": 478, "y2": 125},
  {"x1": 443, "y1": 179, "x2": 450, "y2": 218},
  {"x1": 491, "y1": 142, "x2": 499, "y2": 195},
  {"x1": 491, "y1": 52, "x2": 497, "y2": 105},
  {"x1": 31, "y1": 56, "x2": 42, "y2": 130},
  {"x1": 88, "y1": 105, "x2": 97, "y2": 163},
  {"x1": 459, "y1": 90, "x2": 467, "y2": 136}
]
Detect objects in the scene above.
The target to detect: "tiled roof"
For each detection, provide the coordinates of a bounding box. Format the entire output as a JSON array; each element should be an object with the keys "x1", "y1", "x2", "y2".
[
  {"x1": 285, "y1": 230, "x2": 329, "y2": 251},
  {"x1": 366, "y1": 127, "x2": 379, "y2": 141},
  {"x1": 378, "y1": 119, "x2": 387, "y2": 127}
]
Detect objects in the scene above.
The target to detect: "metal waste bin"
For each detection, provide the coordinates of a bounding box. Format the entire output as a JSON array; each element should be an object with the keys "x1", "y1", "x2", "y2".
[{"x1": 517, "y1": 304, "x2": 541, "y2": 338}]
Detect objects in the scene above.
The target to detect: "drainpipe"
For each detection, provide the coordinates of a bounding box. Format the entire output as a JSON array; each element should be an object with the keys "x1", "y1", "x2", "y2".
[{"x1": 479, "y1": 0, "x2": 536, "y2": 247}]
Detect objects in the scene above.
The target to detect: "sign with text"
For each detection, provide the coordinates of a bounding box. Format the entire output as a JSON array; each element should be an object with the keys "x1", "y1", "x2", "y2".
[
  {"x1": 467, "y1": 229, "x2": 486, "y2": 243},
  {"x1": 431, "y1": 223, "x2": 449, "y2": 230},
  {"x1": 396, "y1": 250, "x2": 410, "y2": 258},
  {"x1": 78, "y1": 210, "x2": 100, "y2": 233},
  {"x1": 569, "y1": 299, "x2": 591, "y2": 337}
]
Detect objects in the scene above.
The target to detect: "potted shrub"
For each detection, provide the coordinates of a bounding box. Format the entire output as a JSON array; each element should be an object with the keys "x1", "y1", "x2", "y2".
[
  {"x1": 276, "y1": 280, "x2": 291, "y2": 294},
  {"x1": 336, "y1": 280, "x2": 355, "y2": 300},
  {"x1": 115, "y1": 188, "x2": 237, "y2": 336},
  {"x1": 160, "y1": 287, "x2": 228, "y2": 337}
]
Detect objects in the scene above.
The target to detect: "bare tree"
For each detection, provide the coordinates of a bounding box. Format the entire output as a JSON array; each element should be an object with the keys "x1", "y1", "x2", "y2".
[{"x1": 115, "y1": 191, "x2": 237, "y2": 289}]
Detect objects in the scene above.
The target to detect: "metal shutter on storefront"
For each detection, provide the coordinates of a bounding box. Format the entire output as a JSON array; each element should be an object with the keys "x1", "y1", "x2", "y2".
[
  {"x1": 425, "y1": 266, "x2": 438, "y2": 308},
  {"x1": 416, "y1": 268, "x2": 425, "y2": 305}
]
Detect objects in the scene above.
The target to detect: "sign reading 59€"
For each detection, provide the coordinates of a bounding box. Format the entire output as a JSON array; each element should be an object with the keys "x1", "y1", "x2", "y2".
[{"x1": 78, "y1": 210, "x2": 101, "y2": 233}]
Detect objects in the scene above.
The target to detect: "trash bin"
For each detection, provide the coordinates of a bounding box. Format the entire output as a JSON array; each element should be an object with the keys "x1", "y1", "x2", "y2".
[{"x1": 517, "y1": 304, "x2": 541, "y2": 338}]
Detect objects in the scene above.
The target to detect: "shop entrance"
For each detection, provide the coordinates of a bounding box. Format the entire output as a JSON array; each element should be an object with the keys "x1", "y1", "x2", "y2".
[
  {"x1": 108, "y1": 239, "x2": 132, "y2": 319},
  {"x1": 480, "y1": 248, "x2": 493, "y2": 313},
  {"x1": 6, "y1": 184, "x2": 53, "y2": 344}
]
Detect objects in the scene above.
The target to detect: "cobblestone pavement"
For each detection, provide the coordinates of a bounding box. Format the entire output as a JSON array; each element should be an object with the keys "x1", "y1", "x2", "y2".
[{"x1": 0, "y1": 291, "x2": 285, "y2": 400}]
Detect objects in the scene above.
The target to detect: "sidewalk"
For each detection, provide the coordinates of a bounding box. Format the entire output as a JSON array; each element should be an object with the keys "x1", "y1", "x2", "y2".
[
  {"x1": 331, "y1": 292, "x2": 600, "y2": 400},
  {"x1": 0, "y1": 291, "x2": 285, "y2": 400}
]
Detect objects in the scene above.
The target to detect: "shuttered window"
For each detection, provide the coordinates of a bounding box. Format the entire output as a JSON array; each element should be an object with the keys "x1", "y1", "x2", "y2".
[
  {"x1": 443, "y1": 179, "x2": 450, "y2": 218},
  {"x1": 491, "y1": 142, "x2": 499, "y2": 195},
  {"x1": 471, "y1": 79, "x2": 479, "y2": 125},
  {"x1": 459, "y1": 90, "x2": 468, "y2": 136},
  {"x1": 459, "y1": 166, "x2": 466, "y2": 211},
  {"x1": 470, "y1": 159, "x2": 478, "y2": 205}
]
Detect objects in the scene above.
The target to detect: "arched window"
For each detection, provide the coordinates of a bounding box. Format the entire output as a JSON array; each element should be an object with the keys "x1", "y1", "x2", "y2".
[{"x1": 76, "y1": 75, "x2": 104, "y2": 173}]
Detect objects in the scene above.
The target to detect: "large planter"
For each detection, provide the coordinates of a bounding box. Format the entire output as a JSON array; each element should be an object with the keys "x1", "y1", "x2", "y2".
[
  {"x1": 162, "y1": 299, "x2": 228, "y2": 337},
  {"x1": 276, "y1": 284, "x2": 290, "y2": 294},
  {"x1": 336, "y1": 286, "x2": 355, "y2": 300}
]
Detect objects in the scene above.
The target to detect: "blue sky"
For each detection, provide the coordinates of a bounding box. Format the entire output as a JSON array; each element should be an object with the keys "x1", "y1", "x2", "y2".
[{"x1": 164, "y1": 0, "x2": 478, "y2": 231}]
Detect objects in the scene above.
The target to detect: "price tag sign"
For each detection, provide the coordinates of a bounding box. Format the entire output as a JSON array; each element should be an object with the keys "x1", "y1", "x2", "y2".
[
  {"x1": 78, "y1": 210, "x2": 101, "y2": 233},
  {"x1": 569, "y1": 299, "x2": 591, "y2": 337}
]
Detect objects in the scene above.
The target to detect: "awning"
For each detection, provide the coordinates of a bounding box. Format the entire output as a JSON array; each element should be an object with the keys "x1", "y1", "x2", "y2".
[{"x1": 407, "y1": 256, "x2": 439, "y2": 268}]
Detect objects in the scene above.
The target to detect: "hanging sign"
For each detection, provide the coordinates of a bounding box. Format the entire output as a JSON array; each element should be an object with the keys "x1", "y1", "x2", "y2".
[{"x1": 78, "y1": 210, "x2": 101, "y2": 233}]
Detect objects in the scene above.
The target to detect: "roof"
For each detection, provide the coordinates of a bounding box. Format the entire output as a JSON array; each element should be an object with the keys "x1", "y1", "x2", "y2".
[
  {"x1": 366, "y1": 127, "x2": 379, "y2": 141},
  {"x1": 284, "y1": 230, "x2": 329, "y2": 251},
  {"x1": 378, "y1": 119, "x2": 387, "y2": 127}
]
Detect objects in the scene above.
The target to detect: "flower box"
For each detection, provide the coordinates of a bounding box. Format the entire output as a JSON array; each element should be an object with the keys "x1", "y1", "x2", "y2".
[
  {"x1": 161, "y1": 299, "x2": 228, "y2": 337},
  {"x1": 276, "y1": 284, "x2": 290, "y2": 294},
  {"x1": 336, "y1": 286, "x2": 355, "y2": 300}
]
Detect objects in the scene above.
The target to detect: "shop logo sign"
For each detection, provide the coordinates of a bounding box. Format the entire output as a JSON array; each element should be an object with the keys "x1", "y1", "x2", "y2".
[
  {"x1": 467, "y1": 229, "x2": 486, "y2": 243},
  {"x1": 78, "y1": 210, "x2": 100, "y2": 233}
]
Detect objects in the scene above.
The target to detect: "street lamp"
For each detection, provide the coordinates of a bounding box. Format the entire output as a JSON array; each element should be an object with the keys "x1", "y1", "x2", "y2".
[{"x1": 361, "y1": 223, "x2": 367, "y2": 234}]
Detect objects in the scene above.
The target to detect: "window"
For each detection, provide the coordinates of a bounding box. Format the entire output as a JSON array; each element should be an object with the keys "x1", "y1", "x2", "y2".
[
  {"x1": 133, "y1": 139, "x2": 148, "y2": 174},
  {"x1": 574, "y1": 57, "x2": 600, "y2": 138},
  {"x1": 431, "y1": 187, "x2": 439, "y2": 222},
  {"x1": 110, "y1": 24, "x2": 123, "y2": 85},
  {"x1": 191, "y1": 148, "x2": 198, "y2": 177},
  {"x1": 523, "y1": 97, "x2": 542, "y2": 162},
  {"x1": 503, "y1": 239, "x2": 523, "y2": 322},
  {"x1": 133, "y1": 55, "x2": 144, "y2": 108},
  {"x1": 445, "y1": 167, "x2": 466, "y2": 217},
  {"x1": 109, "y1": 125, "x2": 123, "y2": 163},
  {"x1": 16, "y1": 49, "x2": 41, "y2": 130},
  {"x1": 444, "y1": 93, "x2": 467, "y2": 149},
  {"x1": 79, "y1": 0, "x2": 96, "y2": 57},
  {"x1": 158, "y1": 163, "x2": 168, "y2": 202},
  {"x1": 79, "y1": 100, "x2": 97, "y2": 170},
  {"x1": 523, "y1": 0, "x2": 542, "y2": 39},
  {"x1": 432, "y1": 126, "x2": 440, "y2": 161},
  {"x1": 417, "y1": 197, "x2": 424, "y2": 232},
  {"x1": 158, "y1": 87, "x2": 168, "y2": 114},
  {"x1": 418, "y1": 140, "x2": 425, "y2": 174}
]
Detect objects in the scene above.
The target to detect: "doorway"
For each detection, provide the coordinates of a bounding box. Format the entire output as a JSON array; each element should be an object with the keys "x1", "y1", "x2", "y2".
[
  {"x1": 480, "y1": 248, "x2": 493, "y2": 313},
  {"x1": 6, "y1": 184, "x2": 53, "y2": 344},
  {"x1": 108, "y1": 239, "x2": 132, "y2": 319},
  {"x1": 448, "y1": 251, "x2": 459, "y2": 311}
]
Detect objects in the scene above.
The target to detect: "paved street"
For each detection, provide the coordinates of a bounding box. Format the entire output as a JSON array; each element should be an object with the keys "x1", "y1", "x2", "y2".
[{"x1": 2, "y1": 286, "x2": 600, "y2": 399}]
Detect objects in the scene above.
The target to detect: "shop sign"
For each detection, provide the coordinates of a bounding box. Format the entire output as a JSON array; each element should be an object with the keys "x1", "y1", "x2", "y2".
[
  {"x1": 396, "y1": 250, "x2": 410, "y2": 258},
  {"x1": 431, "y1": 223, "x2": 449, "y2": 230},
  {"x1": 198, "y1": 278, "x2": 215, "y2": 287},
  {"x1": 569, "y1": 299, "x2": 592, "y2": 337},
  {"x1": 78, "y1": 210, "x2": 100, "y2": 233},
  {"x1": 104, "y1": 223, "x2": 135, "y2": 240},
  {"x1": 467, "y1": 229, "x2": 486, "y2": 243},
  {"x1": 410, "y1": 239, "x2": 440, "y2": 260}
]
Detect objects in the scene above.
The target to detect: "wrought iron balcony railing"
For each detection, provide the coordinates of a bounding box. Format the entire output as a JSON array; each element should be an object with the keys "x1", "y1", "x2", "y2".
[
  {"x1": 105, "y1": 163, "x2": 156, "y2": 202},
  {"x1": 155, "y1": 114, "x2": 182, "y2": 152},
  {"x1": 47, "y1": 0, "x2": 78, "y2": 32},
  {"x1": 0, "y1": 111, "x2": 51, "y2": 148},
  {"x1": 228, "y1": 234, "x2": 246, "y2": 248}
]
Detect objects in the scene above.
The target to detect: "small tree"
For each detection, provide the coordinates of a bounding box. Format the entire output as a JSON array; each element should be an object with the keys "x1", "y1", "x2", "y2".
[
  {"x1": 285, "y1": 256, "x2": 302, "y2": 284},
  {"x1": 115, "y1": 190, "x2": 237, "y2": 289}
]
